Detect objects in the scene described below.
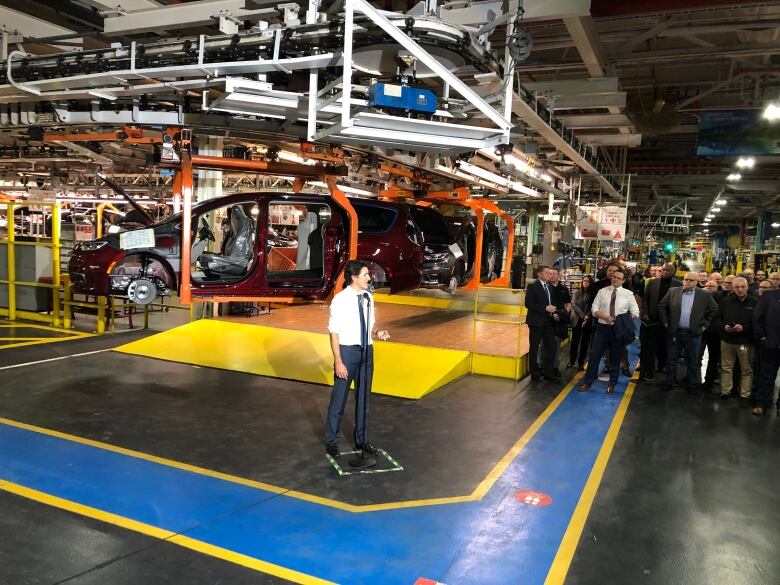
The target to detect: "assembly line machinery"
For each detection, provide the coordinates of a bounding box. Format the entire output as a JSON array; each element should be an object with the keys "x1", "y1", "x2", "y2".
[{"x1": 0, "y1": 0, "x2": 622, "y2": 199}]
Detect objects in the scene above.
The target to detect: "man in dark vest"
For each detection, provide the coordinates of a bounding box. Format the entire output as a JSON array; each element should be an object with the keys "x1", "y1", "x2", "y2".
[{"x1": 638, "y1": 263, "x2": 681, "y2": 381}]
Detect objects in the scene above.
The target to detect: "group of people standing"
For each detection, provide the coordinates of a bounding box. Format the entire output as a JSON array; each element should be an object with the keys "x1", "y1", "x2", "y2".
[{"x1": 525, "y1": 261, "x2": 780, "y2": 415}]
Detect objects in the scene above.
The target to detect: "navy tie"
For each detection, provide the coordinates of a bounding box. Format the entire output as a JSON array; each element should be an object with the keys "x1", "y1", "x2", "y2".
[{"x1": 358, "y1": 295, "x2": 367, "y2": 349}]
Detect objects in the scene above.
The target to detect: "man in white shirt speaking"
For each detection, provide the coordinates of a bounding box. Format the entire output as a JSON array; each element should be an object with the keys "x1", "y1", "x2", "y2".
[
  {"x1": 579, "y1": 268, "x2": 639, "y2": 394},
  {"x1": 326, "y1": 260, "x2": 390, "y2": 459}
]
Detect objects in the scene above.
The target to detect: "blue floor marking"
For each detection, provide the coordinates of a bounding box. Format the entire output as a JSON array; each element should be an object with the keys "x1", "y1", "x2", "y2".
[{"x1": 0, "y1": 346, "x2": 639, "y2": 584}]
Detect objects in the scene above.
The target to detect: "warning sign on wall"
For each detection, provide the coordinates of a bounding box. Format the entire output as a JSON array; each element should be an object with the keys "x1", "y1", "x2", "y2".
[{"x1": 597, "y1": 206, "x2": 627, "y2": 242}]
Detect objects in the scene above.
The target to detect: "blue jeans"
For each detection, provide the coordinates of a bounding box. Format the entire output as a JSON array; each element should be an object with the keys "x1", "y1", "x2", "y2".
[
  {"x1": 666, "y1": 329, "x2": 702, "y2": 386},
  {"x1": 583, "y1": 323, "x2": 623, "y2": 387},
  {"x1": 326, "y1": 345, "x2": 373, "y2": 446}
]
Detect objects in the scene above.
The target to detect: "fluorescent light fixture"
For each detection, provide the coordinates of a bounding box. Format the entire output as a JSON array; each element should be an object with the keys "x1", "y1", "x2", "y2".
[
  {"x1": 725, "y1": 173, "x2": 741, "y2": 181},
  {"x1": 541, "y1": 173, "x2": 553, "y2": 183},
  {"x1": 715, "y1": 198, "x2": 727, "y2": 205},
  {"x1": 703, "y1": 229, "x2": 709, "y2": 232},
  {"x1": 458, "y1": 161, "x2": 512, "y2": 187},
  {"x1": 712, "y1": 207, "x2": 721, "y2": 213},
  {"x1": 735, "y1": 156, "x2": 755, "y2": 169},
  {"x1": 339, "y1": 184, "x2": 374, "y2": 196},
  {"x1": 772, "y1": 222, "x2": 780, "y2": 228},
  {"x1": 309, "y1": 180, "x2": 373, "y2": 196},
  {"x1": 763, "y1": 103, "x2": 780, "y2": 121},
  {"x1": 277, "y1": 150, "x2": 315, "y2": 165},
  {"x1": 504, "y1": 154, "x2": 529, "y2": 172},
  {"x1": 510, "y1": 181, "x2": 540, "y2": 197}
]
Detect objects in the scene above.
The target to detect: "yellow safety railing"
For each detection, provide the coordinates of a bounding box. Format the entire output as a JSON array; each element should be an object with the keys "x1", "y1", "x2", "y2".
[
  {"x1": 63, "y1": 276, "x2": 190, "y2": 333},
  {"x1": 0, "y1": 201, "x2": 62, "y2": 327},
  {"x1": 62, "y1": 274, "x2": 108, "y2": 333},
  {"x1": 469, "y1": 285, "x2": 528, "y2": 380}
]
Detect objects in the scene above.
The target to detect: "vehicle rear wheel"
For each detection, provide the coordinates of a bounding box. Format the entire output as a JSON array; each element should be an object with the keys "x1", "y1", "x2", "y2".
[{"x1": 127, "y1": 278, "x2": 157, "y2": 305}]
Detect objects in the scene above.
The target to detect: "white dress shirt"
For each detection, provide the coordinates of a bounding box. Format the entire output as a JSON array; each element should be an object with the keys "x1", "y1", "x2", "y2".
[
  {"x1": 328, "y1": 286, "x2": 375, "y2": 345},
  {"x1": 591, "y1": 285, "x2": 639, "y2": 324}
]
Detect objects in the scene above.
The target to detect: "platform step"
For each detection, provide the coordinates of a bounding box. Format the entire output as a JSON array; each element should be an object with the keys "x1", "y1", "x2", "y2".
[{"x1": 114, "y1": 320, "x2": 470, "y2": 399}]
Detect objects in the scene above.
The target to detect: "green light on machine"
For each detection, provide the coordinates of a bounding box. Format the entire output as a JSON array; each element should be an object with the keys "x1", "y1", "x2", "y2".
[{"x1": 663, "y1": 241, "x2": 675, "y2": 253}]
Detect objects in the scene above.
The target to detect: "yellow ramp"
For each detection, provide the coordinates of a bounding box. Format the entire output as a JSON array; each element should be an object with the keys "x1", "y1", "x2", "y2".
[{"x1": 114, "y1": 319, "x2": 470, "y2": 399}]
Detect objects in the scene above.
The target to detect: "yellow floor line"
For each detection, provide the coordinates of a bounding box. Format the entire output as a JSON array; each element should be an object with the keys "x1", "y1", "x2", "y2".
[
  {"x1": 0, "y1": 334, "x2": 91, "y2": 351},
  {"x1": 0, "y1": 321, "x2": 90, "y2": 335},
  {"x1": 0, "y1": 480, "x2": 335, "y2": 585},
  {"x1": 543, "y1": 378, "x2": 637, "y2": 585},
  {"x1": 0, "y1": 373, "x2": 579, "y2": 513}
]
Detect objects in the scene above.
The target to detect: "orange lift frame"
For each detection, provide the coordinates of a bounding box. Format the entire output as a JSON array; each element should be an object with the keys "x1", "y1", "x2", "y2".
[
  {"x1": 419, "y1": 188, "x2": 514, "y2": 290},
  {"x1": 160, "y1": 131, "x2": 358, "y2": 304}
]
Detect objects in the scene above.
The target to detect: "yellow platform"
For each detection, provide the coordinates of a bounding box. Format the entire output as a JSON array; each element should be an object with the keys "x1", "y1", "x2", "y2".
[{"x1": 114, "y1": 319, "x2": 470, "y2": 399}]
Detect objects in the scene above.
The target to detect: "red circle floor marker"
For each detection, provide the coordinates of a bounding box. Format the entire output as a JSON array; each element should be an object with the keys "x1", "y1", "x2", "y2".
[{"x1": 515, "y1": 490, "x2": 553, "y2": 506}]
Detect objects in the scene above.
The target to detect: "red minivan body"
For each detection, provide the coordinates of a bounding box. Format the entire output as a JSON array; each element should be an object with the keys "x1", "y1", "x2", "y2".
[{"x1": 68, "y1": 193, "x2": 424, "y2": 302}]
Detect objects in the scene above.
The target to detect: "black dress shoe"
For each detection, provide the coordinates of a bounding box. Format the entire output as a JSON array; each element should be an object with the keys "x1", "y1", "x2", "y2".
[
  {"x1": 553, "y1": 367, "x2": 561, "y2": 377},
  {"x1": 354, "y1": 442, "x2": 379, "y2": 455},
  {"x1": 738, "y1": 397, "x2": 750, "y2": 408},
  {"x1": 326, "y1": 443, "x2": 340, "y2": 458},
  {"x1": 621, "y1": 368, "x2": 631, "y2": 377},
  {"x1": 545, "y1": 371, "x2": 562, "y2": 382}
]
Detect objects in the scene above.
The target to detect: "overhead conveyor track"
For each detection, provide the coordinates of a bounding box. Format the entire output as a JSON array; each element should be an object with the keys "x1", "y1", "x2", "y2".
[{"x1": 0, "y1": 0, "x2": 620, "y2": 192}]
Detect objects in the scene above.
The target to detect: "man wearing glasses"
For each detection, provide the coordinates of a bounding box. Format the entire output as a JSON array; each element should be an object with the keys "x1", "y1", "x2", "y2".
[{"x1": 658, "y1": 272, "x2": 718, "y2": 393}]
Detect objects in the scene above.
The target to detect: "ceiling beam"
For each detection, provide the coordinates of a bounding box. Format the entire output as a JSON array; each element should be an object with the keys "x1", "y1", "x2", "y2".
[
  {"x1": 436, "y1": 0, "x2": 590, "y2": 26},
  {"x1": 522, "y1": 77, "x2": 619, "y2": 96},
  {"x1": 557, "y1": 113, "x2": 633, "y2": 128},
  {"x1": 103, "y1": 0, "x2": 276, "y2": 36},
  {"x1": 563, "y1": 14, "x2": 633, "y2": 137},
  {"x1": 511, "y1": 91, "x2": 621, "y2": 198},
  {"x1": 0, "y1": 5, "x2": 81, "y2": 51},
  {"x1": 552, "y1": 92, "x2": 627, "y2": 109},
  {"x1": 580, "y1": 133, "x2": 642, "y2": 146}
]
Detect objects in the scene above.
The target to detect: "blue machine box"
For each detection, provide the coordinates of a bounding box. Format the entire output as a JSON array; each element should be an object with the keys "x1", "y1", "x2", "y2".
[{"x1": 368, "y1": 83, "x2": 437, "y2": 114}]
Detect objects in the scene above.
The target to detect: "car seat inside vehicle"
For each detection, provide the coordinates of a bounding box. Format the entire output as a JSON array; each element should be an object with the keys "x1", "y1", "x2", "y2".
[
  {"x1": 195, "y1": 204, "x2": 256, "y2": 282},
  {"x1": 266, "y1": 202, "x2": 329, "y2": 286}
]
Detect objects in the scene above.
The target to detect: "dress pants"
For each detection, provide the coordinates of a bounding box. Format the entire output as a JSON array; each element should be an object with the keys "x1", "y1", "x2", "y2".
[
  {"x1": 529, "y1": 321, "x2": 557, "y2": 377},
  {"x1": 583, "y1": 323, "x2": 622, "y2": 387},
  {"x1": 699, "y1": 329, "x2": 721, "y2": 388},
  {"x1": 753, "y1": 345, "x2": 780, "y2": 408},
  {"x1": 666, "y1": 329, "x2": 702, "y2": 386},
  {"x1": 569, "y1": 319, "x2": 592, "y2": 367},
  {"x1": 640, "y1": 321, "x2": 667, "y2": 373},
  {"x1": 719, "y1": 342, "x2": 753, "y2": 398},
  {"x1": 326, "y1": 345, "x2": 373, "y2": 446}
]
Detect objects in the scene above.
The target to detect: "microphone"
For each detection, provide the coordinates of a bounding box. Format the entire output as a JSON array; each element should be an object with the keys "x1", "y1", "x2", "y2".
[{"x1": 362, "y1": 292, "x2": 371, "y2": 305}]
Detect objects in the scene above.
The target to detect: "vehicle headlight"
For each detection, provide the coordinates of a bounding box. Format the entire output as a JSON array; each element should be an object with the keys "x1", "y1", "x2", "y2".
[
  {"x1": 425, "y1": 247, "x2": 449, "y2": 261},
  {"x1": 79, "y1": 241, "x2": 109, "y2": 251}
]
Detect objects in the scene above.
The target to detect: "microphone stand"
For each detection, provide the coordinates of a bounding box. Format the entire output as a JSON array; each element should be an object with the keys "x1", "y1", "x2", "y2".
[{"x1": 349, "y1": 293, "x2": 377, "y2": 469}]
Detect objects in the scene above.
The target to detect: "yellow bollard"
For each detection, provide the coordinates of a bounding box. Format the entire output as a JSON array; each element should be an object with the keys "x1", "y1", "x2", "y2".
[
  {"x1": 97, "y1": 295, "x2": 107, "y2": 334},
  {"x1": 51, "y1": 203, "x2": 62, "y2": 327},
  {"x1": 63, "y1": 274, "x2": 72, "y2": 329},
  {"x1": 6, "y1": 202, "x2": 15, "y2": 320}
]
